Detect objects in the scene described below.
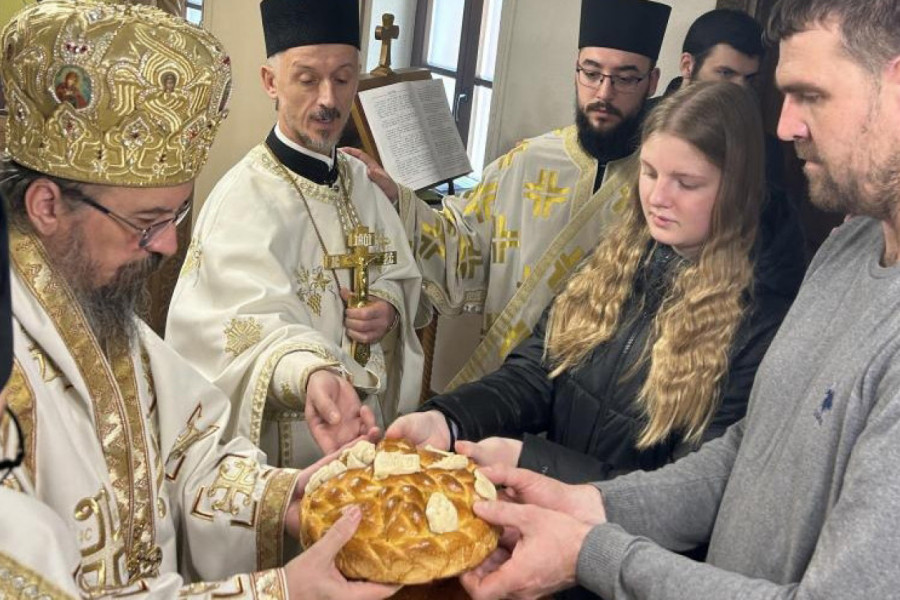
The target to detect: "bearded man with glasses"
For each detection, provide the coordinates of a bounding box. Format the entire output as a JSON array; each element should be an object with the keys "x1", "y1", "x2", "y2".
[
  {"x1": 0, "y1": 2, "x2": 396, "y2": 598},
  {"x1": 347, "y1": 0, "x2": 670, "y2": 390}
]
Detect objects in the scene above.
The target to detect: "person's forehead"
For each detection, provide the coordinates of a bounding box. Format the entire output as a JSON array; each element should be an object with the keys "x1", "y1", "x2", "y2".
[
  {"x1": 578, "y1": 46, "x2": 652, "y2": 70},
  {"x1": 775, "y1": 25, "x2": 859, "y2": 89},
  {"x1": 284, "y1": 44, "x2": 360, "y2": 71},
  {"x1": 92, "y1": 181, "x2": 194, "y2": 214},
  {"x1": 704, "y1": 44, "x2": 760, "y2": 68}
]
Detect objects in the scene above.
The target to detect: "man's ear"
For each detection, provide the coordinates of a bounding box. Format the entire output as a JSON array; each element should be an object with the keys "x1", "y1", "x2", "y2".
[
  {"x1": 883, "y1": 55, "x2": 900, "y2": 114},
  {"x1": 23, "y1": 179, "x2": 67, "y2": 237},
  {"x1": 647, "y1": 67, "x2": 661, "y2": 97},
  {"x1": 260, "y1": 63, "x2": 278, "y2": 100},
  {"x1": 679, "y1": 52, "x2": 695, "y2": 82}
]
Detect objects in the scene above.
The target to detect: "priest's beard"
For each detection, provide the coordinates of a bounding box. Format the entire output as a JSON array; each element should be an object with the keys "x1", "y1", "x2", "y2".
[
  {"x1": 298, "y1": 107, "x2": 344, "y2": 155},
  {"x1": 575, "y1": 101, "x2": 644, "y2": 164},
  {"x1": 47, "y1": 227, "x2": 163, "y2": 355}
]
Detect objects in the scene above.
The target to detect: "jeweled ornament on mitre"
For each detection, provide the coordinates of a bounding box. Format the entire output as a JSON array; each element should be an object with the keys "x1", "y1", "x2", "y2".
[{"x1": 0, "y1": 0, "x2": 232, "y2": 187}]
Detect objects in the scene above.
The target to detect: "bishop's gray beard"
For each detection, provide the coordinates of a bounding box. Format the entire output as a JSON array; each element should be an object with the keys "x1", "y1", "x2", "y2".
[{"x1": 47, "y1": 228, "x2": 162, "y2": 355}]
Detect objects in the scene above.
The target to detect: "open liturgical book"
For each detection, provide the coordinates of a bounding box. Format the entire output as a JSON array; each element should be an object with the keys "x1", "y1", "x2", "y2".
[{"x1": 358, "y1": 78, "x2": 473, "y2": 191}]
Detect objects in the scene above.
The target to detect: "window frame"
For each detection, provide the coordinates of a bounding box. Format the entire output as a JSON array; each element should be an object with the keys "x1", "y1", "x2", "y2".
[
  {"x1": 411, "y1": 0, "x2": 492, "y2": 148},
  {"x1": 184, "y1": 0, "x2": 204, "y2": 24}
]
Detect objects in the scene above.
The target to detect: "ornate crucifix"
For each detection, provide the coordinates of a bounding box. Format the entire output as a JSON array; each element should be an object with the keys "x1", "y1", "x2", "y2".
[
  {"x1": 371, "y1": 13, "x2": 400, "y2": 77},
  {"x1": 324, "y1": 226, "x2": 397, "y2": 365}
]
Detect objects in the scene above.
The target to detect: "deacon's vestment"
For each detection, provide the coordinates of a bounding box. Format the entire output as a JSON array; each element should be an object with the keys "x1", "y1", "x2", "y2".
[
  {"x1": 167, "y1": 129, "x2": 425, "y2": 468},
  {"x1": 1, "y1": 227, "x2": 301, "y2": 599},
  {"x1": 397, "y1": 124, "x2": 637, "y2": 387}
]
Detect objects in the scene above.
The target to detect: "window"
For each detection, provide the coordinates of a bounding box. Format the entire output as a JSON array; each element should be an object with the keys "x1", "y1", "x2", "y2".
[
  {"x1": 185, "y1": 0, "x2": 204, "y2": 25},
  {"x1": 413, "y1": 0, "x2": 503, "y2": 178}
]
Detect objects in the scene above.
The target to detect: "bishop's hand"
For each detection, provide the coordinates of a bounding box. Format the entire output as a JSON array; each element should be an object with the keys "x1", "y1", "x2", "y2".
[
  {"x1": 340, "y1": 147, "x2": 399, "y2": 204},
  {"x1": 285, "y1": 435, "x2": 381, "y2": 539},
  {"x1": 305, "y1": 369, "x2": 379, "y2": 454},
  {"x1": 283, "y1": 505, "x2": 400, "y2": 600}
]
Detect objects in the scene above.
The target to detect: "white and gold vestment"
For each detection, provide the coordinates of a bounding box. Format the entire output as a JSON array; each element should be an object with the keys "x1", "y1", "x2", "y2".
[
  {"x1": 167, "y1": 144, "x2": 425, "y2": 468},
  {"x1": 1, "y1": 227, "x2": 301, "y2": 599},
  {"x1": 396, "y1": 125, "x2": 638, "y2": 387}
]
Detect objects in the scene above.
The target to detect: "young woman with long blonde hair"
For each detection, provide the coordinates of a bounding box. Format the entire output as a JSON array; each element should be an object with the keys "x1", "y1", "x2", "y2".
[{"x1": 389, "y1": 81, "x2": 793, "y2": 485}]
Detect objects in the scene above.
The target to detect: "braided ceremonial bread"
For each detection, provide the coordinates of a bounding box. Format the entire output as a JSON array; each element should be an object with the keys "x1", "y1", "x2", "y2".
[{"x1": 299, "y1": 438, "x2": 501, "y2": 584}]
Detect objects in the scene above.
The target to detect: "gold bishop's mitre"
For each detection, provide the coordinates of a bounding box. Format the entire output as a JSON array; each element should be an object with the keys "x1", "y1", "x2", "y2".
[{"x1": 0, "y1": 0, "x2": 232, "y2": 187}]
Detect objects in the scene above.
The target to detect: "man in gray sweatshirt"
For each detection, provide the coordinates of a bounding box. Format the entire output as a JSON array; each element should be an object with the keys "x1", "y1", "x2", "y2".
[{"x1": 458, "y1": 1, "x2": 900, "y2": 598}]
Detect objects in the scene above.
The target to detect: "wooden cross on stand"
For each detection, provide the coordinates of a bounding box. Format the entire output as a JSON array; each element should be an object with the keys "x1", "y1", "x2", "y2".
[
  {"x1": 324, "y1": 225, "x2": 397, "y2": 366},
  {"x1": 371, "y1": 13, "x2": 400, "y2": 77}
]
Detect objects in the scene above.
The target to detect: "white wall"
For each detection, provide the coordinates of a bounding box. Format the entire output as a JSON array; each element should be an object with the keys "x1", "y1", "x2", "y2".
[
  {"x1": 485, "y1": 0, "x2": 717, "y2": 163},
  {"x1": 197, "y1": 0, "x2": 274, "y2": 210},
  {"x1": 361, "y1": 0, "x2": 417, "y2": 72}
]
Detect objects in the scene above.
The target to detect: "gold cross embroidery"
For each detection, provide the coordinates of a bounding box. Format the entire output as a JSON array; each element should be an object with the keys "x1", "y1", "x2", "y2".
[
  {"x1": 498, "y1": 141, "x2": 529, "y2": 170},
  {"x1": 223, "y1": 317, "x2": 263, "y2": 358},
  {"x1": 500, "y1": 321, "x2": 531, "y2": 357},
  {"x1": 166, "y1": 405, "x2": 220, "y2": 480},
  {"x1": 612, "y1": 183, "x2": 633, "y2": 213},
  {"x1": 208, "y1": 458, "x2": 259, "y2": 516},
  {"x1": 519, "y1": 264, "x2": 532, "y2": 288},
  {"x1": 29, "y1": 344, "x2": 60, "y2": 383},
  {"x1": 463, "y1": 181, "x2": 498, "y2": 224},
  {"x1": 525, "y1": 169, "x2": 570, "y2": 219},
  {"x1": 548, "y1": 249, "x2": 586, "y2": 291},
  {"x1": 458, "y1": 234, "x2": 483, "y2": 279},
  {"x1": 491, "y1": 216, "x2": 520, "y2": 264},
  {"x1": 419, "y1": 221, "x2": 446, "y2": 260},
  {"x1": 75, "y1": 488, "x2": 128, "y2": 592},
  {"x1": 324, "y1": 226, "x2": 398, "y2": 366}
]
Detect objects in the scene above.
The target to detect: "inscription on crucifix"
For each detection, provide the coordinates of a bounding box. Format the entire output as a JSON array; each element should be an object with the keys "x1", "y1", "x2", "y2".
[{"x1": 324, "y1": 225, "x2": 397, "y2": 365}]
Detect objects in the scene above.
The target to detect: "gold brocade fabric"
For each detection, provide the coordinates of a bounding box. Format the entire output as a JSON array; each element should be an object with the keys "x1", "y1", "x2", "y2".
[
  {"x1": 0, "y1": 0, "x2": 231, "y2": 187},
  {"x1": 8, "y1": 225, "x2": 159, "y2": 587}
]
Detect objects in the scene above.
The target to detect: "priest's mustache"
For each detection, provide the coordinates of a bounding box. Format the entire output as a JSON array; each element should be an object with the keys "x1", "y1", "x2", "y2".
[
  {"x1": 311, "y1": 107, "x2": 341, "y2": 122},
  {"x1": 585, "y1": 101, "x2": 623, "y2": 118}
]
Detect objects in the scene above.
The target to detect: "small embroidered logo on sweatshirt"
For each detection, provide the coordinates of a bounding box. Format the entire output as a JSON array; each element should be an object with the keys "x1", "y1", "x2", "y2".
[{"x1": 814, "y1": 387, "x2": 835, "y2": 425}]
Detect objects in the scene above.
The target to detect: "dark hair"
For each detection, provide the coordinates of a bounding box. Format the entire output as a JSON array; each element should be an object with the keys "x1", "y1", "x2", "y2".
[
  {"x1": 684, "y1": 9, "x2": 765, "y2": 72},
  {"x1": 0, "y1": 159, "x2": 84, "y2": 228},
  {"x1": 767, "y1": 0, "x2": 900, "y2": 73}
]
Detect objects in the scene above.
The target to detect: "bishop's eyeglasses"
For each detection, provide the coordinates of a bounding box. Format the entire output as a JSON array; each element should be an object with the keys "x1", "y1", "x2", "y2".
[
  {"x1": 64, "y1": 188, "x2": 192, "y2": 249},
  {"x1": 576, "y1": 65, "x2": 650, "y2": 93}
]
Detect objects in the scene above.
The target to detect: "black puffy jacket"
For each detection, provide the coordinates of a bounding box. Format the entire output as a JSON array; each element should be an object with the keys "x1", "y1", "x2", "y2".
[{"x1": 425, "y1": 243, "x2": 793, "y2": 484}]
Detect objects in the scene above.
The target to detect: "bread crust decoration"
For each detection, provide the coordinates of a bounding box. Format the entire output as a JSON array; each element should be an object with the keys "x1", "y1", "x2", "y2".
[{"x1": 299, "y1": 438, "x2": 501, "y2": 584}]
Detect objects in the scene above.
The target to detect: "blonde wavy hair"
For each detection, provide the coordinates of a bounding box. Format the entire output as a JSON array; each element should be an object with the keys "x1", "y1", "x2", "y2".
[{"x1": 546, "y1": 81, "x2": 765, "y2": 449}]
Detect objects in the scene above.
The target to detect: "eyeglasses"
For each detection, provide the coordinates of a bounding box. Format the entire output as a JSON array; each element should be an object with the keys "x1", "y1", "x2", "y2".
[
  {"x1": 576, "y1": 66, "x2": 650, "y2": 93},
  {"x1": 65, "y1": 188, "x2": 191, "y2": 249},
  {"x1": 0, "y1": 406, "x2": 24, "y2": 483}
]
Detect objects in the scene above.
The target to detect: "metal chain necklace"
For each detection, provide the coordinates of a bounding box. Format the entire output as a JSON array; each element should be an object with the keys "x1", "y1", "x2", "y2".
[{"x1": 265, "y1": 147, "x2": 390, "y2": 420}]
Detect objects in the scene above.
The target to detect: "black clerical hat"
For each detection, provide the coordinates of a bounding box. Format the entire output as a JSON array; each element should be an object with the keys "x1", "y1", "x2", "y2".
[
  {"x1": 260, "y1": 0, "x2": 360, "y2": 57},
  {"x1": 0, "y1": 195, "x2": 11, "y2": 390},
  {"x1": 579, "y1": 0, "x2": 671, "y2": 60}
]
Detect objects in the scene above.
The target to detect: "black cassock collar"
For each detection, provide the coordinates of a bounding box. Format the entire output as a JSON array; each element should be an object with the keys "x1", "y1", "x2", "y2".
[{"x1": 265, "y1": 129, "x2": 339, "y2": 186}]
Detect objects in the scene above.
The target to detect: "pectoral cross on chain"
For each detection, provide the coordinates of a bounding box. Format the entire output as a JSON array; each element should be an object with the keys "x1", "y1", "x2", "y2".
[{"x1": 324, "y1": 226, "x2": 397, "y2": 365}]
